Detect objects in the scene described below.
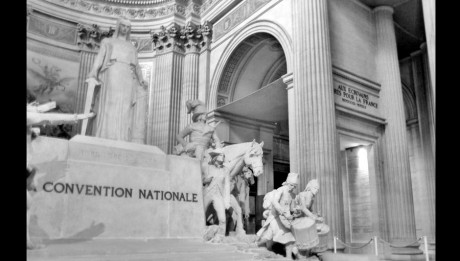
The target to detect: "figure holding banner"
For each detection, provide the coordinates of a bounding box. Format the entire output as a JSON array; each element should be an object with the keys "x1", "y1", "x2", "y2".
[{"x1": 84, "y1": 17, "x2": 147, "y2": 141}]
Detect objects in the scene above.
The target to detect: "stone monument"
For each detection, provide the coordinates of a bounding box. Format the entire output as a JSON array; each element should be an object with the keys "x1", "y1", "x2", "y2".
[
  {"x1": 28, "y1": 135, "x2": 205, "y2": 243},
  {"x1": 83, "y1": 17, "x2": 148, "y2": 141}
]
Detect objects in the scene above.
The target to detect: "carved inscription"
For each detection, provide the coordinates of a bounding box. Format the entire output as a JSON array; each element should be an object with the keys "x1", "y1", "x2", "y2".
[
  {"x1": 333, "y1": 82, "x2": 379, "y2": 115},
  {"x1": 43, "y1": 182, "x2": 199, "y2": 203}
]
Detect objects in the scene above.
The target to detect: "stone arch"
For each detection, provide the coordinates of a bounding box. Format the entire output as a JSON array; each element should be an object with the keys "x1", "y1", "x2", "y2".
[{"x1": 208, "y1": 19, "x2": 293, "y2": 110}]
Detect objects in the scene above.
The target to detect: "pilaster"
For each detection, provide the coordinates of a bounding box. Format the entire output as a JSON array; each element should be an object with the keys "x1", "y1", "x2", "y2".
[
  {"x1": 179, "y1": 22, "x2": 205, "y2": 130},
  {"x1": 198, "y1": 21, "x2": 212, "y2": 105},
  {"x1": 149, "y1": 24, "x2": 185, "y2": 153}
]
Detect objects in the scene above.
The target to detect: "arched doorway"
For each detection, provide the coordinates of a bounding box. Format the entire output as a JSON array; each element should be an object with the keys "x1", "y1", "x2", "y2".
[{"x1": 209, "y1": 33, "x2": 289, "y2": 233}]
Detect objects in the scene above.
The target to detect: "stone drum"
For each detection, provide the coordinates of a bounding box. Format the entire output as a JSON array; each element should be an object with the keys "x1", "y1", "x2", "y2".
[{"x1": 291, "y1": 217, "x2": 319, "y2": 251}]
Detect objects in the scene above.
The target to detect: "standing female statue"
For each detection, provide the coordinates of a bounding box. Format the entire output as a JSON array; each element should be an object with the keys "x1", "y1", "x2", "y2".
[{"x1": 86, "y1": 17, "x2": 147, "y2": 141}]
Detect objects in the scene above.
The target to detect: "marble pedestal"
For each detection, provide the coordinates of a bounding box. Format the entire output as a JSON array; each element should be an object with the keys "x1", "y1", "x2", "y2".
[{"x1": 28, "y1": 135, "x2": 205, "y2": 241}]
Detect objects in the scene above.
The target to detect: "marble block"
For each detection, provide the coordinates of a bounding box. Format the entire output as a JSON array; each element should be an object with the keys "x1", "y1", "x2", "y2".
[{"x1": 28, "y1": 135, "x2": 205, "y2": 241}]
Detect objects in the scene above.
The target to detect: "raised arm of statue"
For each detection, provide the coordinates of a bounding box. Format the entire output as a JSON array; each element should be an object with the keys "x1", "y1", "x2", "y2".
[{"x1": 27, "y1": 111, "x2": 95, "y2": 126}]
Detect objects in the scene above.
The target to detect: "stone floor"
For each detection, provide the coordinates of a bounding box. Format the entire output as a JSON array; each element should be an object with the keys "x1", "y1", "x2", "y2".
[
  {"x1": 27, "y1": 237, "x2": 290, "y2": 261},
  {"x1": 27, "y1": 237, "x2": 434, "y2": 261}
]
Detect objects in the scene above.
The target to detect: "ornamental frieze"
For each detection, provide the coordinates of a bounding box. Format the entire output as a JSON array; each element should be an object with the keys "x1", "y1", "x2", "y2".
[{"x1": 45, "y1": 0, "x2": 189, "y2": 19}]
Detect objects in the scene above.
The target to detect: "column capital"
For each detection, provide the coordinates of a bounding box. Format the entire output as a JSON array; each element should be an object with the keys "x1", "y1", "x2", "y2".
[
  {"x1": 77, "y1": 23, "x2": 114, "y2": 52},
  {"x1": 373, "y1": 6, "x2": 394, "y2": 15},
  {"x1": 151, "y1": 23, "x2": 185, "y2": 54},
  {"x1": 180, "y1": 21, "x2": 202, "y2": 54},
  {"x1": 282, "y1": 72, "x2": 294, "y2": 90},
  {"x1": 198, "y1": 21, "x2": 213, "y2": 50}
]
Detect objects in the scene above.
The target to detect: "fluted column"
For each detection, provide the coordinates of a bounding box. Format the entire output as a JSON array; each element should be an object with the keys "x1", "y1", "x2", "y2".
[
  {"x1": 420, "y1": 0, "x2": 435, "y2": 112},
  {"x1": 374, "y1": 6, "x2": 417, "y2": 244},
  {"x1": 420, "y1": 44, "x2": 435, "y2": 157},
  {"x1": 410, "y1": 51, "x2": 435, "y2": 241},
  {"x1": 179, "y1": 22, "x2": 202, "y2": 130},
  {"x1": 291, "y1": 0, "x2": 344, "y2": 247},
  {"x1": 75, "y1": 24, "x2": 114, "y2": 135},
  {"x1": 149, "y1": 25, "x2": 184, "y2": 153}
]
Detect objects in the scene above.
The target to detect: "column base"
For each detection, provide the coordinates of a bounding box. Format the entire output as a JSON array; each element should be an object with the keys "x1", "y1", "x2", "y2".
[{"x1": 389, "y1": 246, "x2": 425, "y2": 261}]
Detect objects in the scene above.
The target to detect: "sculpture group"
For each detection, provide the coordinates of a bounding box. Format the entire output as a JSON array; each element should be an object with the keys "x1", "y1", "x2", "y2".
[
  {"x1": 256, "y1": 174, "x2": 330, "y2": 259},
  {"x1": 175, "y1": 99, "x2": 264, "y2": 238},
  {"x1": 27, "y1": 17, "x2": 329, "y2": 260}
]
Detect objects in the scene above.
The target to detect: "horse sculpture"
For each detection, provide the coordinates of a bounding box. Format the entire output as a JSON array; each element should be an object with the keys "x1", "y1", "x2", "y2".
[{"x1": 202, "y1": 140, "x2": 264, "y2": 236}]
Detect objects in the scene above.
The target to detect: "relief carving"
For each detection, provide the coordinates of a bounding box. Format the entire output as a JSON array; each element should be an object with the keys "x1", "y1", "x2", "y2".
[{"x1": 46, "y1": 0, "x2": 189, "y2": 20}]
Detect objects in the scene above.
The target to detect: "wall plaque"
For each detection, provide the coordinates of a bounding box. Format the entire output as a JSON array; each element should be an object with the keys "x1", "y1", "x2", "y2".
[{"x1": 333, "y1": 81, "x2": 379, "y2": 116}]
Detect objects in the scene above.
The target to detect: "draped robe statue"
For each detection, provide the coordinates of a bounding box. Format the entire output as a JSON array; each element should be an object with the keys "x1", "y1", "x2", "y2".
[{"x1": 86, "y1": 17, "x2": 147, "y2": 141}]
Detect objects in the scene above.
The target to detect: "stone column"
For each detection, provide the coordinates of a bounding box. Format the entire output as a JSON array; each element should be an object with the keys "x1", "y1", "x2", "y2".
[
  {"x1": 179, "y1": 22, "x2": 202, "y2": 130},
  {"x1": 374, "y1": 6, "x2": 417, "y2": 245},
  {"x1": 75, "y1": 24, "x2": 114, "y2": 135},
  {"x1": 149, "y1": 25, "x2": 184, "y2": 153},
  {"x1": 291, "y1": 0, "x2": 344, "y2": 247},
  {"x1": 420, "y1": 0, "x2": 435, "y2": 111},
  {"x1": 199, "y1": 21, "x2": 212, "y2": 105},
  {"x1": 420, "y1": 43, "x2": 435, "y2": 157},
  {"x1": 410, "y1": 51, "x2": 435, "y2": 241}
]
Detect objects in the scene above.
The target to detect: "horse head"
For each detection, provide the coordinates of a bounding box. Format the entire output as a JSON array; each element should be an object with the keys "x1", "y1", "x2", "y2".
[{"x1": 244, "y1": 140, "x2": 264, "y2": 177}]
